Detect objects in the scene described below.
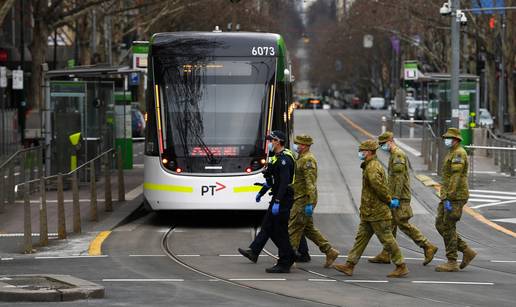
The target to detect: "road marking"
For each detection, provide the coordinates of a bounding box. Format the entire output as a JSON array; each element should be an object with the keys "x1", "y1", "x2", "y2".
[
  {"x1": 468, "y1": 198, "x2": 500, "y2": 203},
  {"x1": 412, "y1": 281, "x2": 494, "y2": 286},
  {"x1": 129, "y1": 254, "x2": 165, "y2": 257},
  {"x1": 125, "y1": 184, "x2": 143, "y2": 200},
  {"x1": 35, "y1": 255, "x2": 108, "y2": 259},
  {"x1": 88, "y1": 231, "x2": 111, "y2": 256},
  {"x1": 308, "y1": 279, "x2": 337, "y2": 282},
  {"x1": 470, "y1": 199, "x2": 516, "y2": 209},
  {"x1": 470, "y1": 189, "x2": 516, "y2": 196},
  {"x1": 229, "y1": 278, "x2": 286, "y2": 281},
  {"x1": 396, "y1": 139, "x2": 422, "y2": 157},
  {"x1": 343, "y1": 280, "x2": 389, "y2": 283},
  {"x1": 102, "y1": 278, "x2": 184, "y2": 282},
  {"x1": 491, "y1": 218, "x2": 516, "y2": 224},
  {"x1": 490, "y1": 260, "x2": 516, "y2": 263},
  {"x1": 0, "y1": 233, "x2": 58, "y2": 237},
  {"x1": 469, "y1": 194, "x2": 516, "y2": 200},
  {"x1": 1, "y1": 258, "x2": 13, "y2": 261}
]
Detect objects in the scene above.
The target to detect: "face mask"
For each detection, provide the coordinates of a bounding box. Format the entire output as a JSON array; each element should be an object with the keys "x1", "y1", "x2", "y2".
[
  {"x1": 268, "y1": 142, "x2": 274, "y2": 152},
  {"x1": 381, "y1": 143, "x2": 389, "y2": 152},
  {"x1": 292, "y1": 144, "x2": 299, "y2": 153},
  {"x1": 444, "y1": 139, "x2": 453, "y2": 148},
  {"x1": 358, "y1": 151, "x2": 366, "y2": 160}
]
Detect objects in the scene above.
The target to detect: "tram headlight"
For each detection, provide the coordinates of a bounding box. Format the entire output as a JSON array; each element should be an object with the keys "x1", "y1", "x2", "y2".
[
  {"x1": 245, "y1": 167, "x2": 252, "y2": 173},
  {"x1": 175, "y1": 167, "x2": 183, "y2": 173},
  {"x1": 162, "y1": 158, "x2": 168, "y2": 164}
]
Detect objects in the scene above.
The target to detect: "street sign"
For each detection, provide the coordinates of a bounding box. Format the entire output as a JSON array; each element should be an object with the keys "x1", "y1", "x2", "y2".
[
  {"x1": 404, "y1": 62, "x2": 418, "y2": 80},
  {"x1": 132, "y1": 41, "x2": 149, "y2": 71},
  {"x1": 0, "y1": 66, "x2": 7, "y2": 88},
  {"x1": 12, "y1": 69, "x2": 23, "y2": 90},
  {"x1": 363, "y1": 35, "x2": 373, "y2": 48}
]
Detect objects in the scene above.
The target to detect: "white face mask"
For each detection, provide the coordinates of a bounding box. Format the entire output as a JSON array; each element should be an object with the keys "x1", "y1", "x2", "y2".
[
  {"x1": 444, "y1": 138, "x2": 453, "y2": 148},
  {"x1": 268, "y1": 142, "x2": 274, "y2": 152},
  {"x1": 292, "y1": 143, "x2": 299, "y2": 153},
  {"x1": 381, "y1": 143, "x2": 390, "y2": 152},
  {"x1": 358, "y1": 151, "x2": 366, "y2": 160}
]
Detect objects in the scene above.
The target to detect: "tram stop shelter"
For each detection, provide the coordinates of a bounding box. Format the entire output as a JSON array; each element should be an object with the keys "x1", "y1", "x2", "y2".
[{"x1": 42, "y1": 65, "x2": 145, "y2": 179}]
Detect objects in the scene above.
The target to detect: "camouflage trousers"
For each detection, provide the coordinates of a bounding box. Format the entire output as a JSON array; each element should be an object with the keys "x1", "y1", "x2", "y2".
[
  {"x1": 347, "y1": 219, "x2": 404, "y2": 266},
  {"x1": 288, "y1": 198, "x2": 332, "y2": 254},
  {"x1": 379, "y1": 200, "x2": 429, "y2": 255},
  {"x1": 435, "y1": 200, "x2": 469, "y2": 261}
]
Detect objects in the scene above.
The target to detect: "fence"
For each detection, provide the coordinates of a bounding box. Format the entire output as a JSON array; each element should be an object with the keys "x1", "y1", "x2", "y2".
[{"x1": 0, "y1": 108, "x2": 20, "y2": 159}]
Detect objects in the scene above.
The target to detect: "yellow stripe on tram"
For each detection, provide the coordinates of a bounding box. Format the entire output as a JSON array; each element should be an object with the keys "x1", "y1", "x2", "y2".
[
  {"x1": 144, "y1": 182, "x2": 194, "y2": 193},
  {"x1": 233, "y1": 186, "x2": 262, "y2": 193}
]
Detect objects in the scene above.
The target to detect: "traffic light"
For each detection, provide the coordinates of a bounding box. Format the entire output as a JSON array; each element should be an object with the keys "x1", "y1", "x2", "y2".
[{"x1": 489, "y1": 17, "x2": 496, "y2": 30}]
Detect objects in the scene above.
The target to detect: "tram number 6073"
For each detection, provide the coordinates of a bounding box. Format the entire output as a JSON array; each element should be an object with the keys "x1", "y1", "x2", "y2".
[{"x1": 251, "y1": 46, "x2": 275, "y2": 56}]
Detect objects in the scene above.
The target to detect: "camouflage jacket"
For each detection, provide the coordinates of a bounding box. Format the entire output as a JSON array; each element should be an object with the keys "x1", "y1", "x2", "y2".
[
  {"x1": 360, "y1": 156, "x2": 392, "y2": 221},
  {"x1": 388, "y1": 146, "x2": 411, "y2": 200},
  {"x1": 292, "y1": 151, "x2": 318, "y2": 205},
  {"x1": 440, "y1": 144, "x2": 469, "y2": 201}
]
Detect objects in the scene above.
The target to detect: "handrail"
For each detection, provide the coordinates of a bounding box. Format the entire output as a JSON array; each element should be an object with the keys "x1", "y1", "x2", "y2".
[
  {"x1": 0, "y1": 145, "x2": 44, "y2": 170},
  {"x1": 466, "y1": 145, "x2": 516, "y2": 151},
  {"x1": 486, "y1": 128, "x2": 516, "y2": 145},
  {"x1": 16, "y1": 148, "x2": 115, "y2": 188},
  {"x1": 393, "y1": 119, "x2": 433, "y2": 123},
  {"x1": 425, "y1": 122, "x2": 437, "y2": 139}
]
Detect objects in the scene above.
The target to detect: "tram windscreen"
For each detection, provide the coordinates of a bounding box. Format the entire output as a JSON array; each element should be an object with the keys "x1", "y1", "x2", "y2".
[{"x1": 154, "y1": 57, "x2": 276, "y2": 172}]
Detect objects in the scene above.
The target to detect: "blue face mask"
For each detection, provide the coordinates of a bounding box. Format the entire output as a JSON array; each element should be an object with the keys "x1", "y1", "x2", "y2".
[
  {"x1": 444, "y1": 139, "x2": 453, "y2": 148},
  {"x1": 268, "y1": 142, "x2": 274, "y2": 152},
  {"x1": 292, "y1": 144, "x2": 299, "y2": 153},
  {"x1": 380, "y1": 143, "x2": 389, "y2": 152},
  {"x1": 358, "y1": 151, "x2": 366, "y2": 161}
]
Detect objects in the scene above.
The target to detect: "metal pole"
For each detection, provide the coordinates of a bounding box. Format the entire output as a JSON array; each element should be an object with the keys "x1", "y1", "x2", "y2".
[
  {"x1": 72, "y1": 171, "x2": 81, "y2": 233},
  {"x1": 497, "y1": 14, "x2": 506, "y2": 133},
  {"x1": 117, "y1": 150, "x2": 125, "y2": 202},
  {"x1": 23, "y1": 182, "x2": 32, "y2": 253},
  {"x1": 450, "y1": 0, "x2": 460, "y2": 128},
  {"x1": 57, "y1": 173, "x2": 66, "y2": 239},
  {"x1": 90, "y1": 160, "x2": 98, "y2": 221},
  {"x1": 39, "y1": 177, "x2": 48, "y2": 246},
  {"x1": 104, "y1": 154, "x2": 112, "y2": 212}
]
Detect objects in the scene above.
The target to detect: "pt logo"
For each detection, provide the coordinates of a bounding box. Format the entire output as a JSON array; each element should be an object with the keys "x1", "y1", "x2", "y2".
[{"x1": 201, "y1": 182, "x2": 226, "y2": 196}]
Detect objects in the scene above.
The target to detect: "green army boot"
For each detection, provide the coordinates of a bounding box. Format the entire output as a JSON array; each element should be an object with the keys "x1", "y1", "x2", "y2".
[
  {"x1": 368, "y1": 250, "x2": 390, "y2": 264},
  {"x1": 460, "y1": 247, "x2": 477, "y2": 269},
  {"x1": 334, "y1": 262, "x2": 354, "y2": 276},
  {"x1": 422, "y1": 243, "x2": 438, "y2": 266},
  {"x1": 435, "y1": 260, "x2": 459, "y2": 272},
  {"x1": 387, "y1": 263, "x2": 409, "y2": 278},
  {"x1": 324, "y1": 248, "x2": 340, "y2": 268}
]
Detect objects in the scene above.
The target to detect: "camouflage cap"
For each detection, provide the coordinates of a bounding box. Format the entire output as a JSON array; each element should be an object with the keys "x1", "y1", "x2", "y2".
[
  {"x1": 359, "y1": 139, "x2": 379, "y2": 151},
  {"x1": 378, "y1": 131, "x2": 394, "y2": 144},
  {"x1": 294, "y1": 134, "x2": 313, "y2": 145},
  {"x1": 442, "y1": 127, "x2": 463, "y2": 141}
]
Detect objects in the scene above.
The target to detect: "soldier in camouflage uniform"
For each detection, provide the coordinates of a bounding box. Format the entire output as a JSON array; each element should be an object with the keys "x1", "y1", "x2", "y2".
[
  {"x1": 368, "y1": 131, "x2": 438, "y2": 266},
  {"x1": 288, "y1": 134, "x2": 340, "y2": 268},
  {"x1": 435, "y1": 128, "x2": 477, "y2": 272},
  {"x1": 334, "y1": 140, "x2": 409, "y2": 278}
]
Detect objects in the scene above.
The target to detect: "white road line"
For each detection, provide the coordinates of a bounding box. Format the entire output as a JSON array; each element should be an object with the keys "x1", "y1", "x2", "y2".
[
  {"x1": 491, "y1": 218, "x2": 516, "y2": 224},
  {"x1": 412, "y1": 281, "x2": 494, "y2": 285},
  {"x1": 35, "y1": 255, "x2": 109, "y2": 259},
  {"x1": 490, "y1": 260, "x2": 516, "y2": 263},
  {"x1": 470, "y1": 199, "x2": 516, "y2": 209},
  {"x1": 343, "y1": 280, "x2": 389, "y2": 283},
  {"x1": 102, "y1": 279, "x2": 184, "y2": 282},
  {"x1": 469, "y1": 194, "x2": 516, "y2": 200},
  {"x1": 470, "y1": 189, "x2": 516, "y2": 196},
  {"x1": 308, "y1": 279, "x2": 337, "y2": 282},
  {"x1": 125, "y1": 184, "x2": 143, "y2": 201},
  {"x1": 129, "y1": 255, "x2": 165, "y2": 257},
  {"x1": 229, "y1": 278, "x2": 286, "y2": 281},
  {"x1": 307, "y1": 270, "x2": 330, "y2": 278},
  {"x1": 396, "y1": 140, "x2": 422, "y2": 157},
  {"x1": 1, "y1": 258, "x2": 13, "y2": 261},
  {"x1": 468, "y1": 198, "x2": 500, "y2": 203},
  {"x1": 219, "y1": 254, "x2": 242, "y2": 257},
  {"x1": 0, "y1": 233, "x2": 58, "y2": 237},
  {"x1": 176, "y1": 254, "x2": 201, "y2": 257}
]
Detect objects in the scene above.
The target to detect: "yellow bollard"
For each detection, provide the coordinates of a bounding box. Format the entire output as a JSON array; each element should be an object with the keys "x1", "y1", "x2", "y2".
[{"x1": 69, "y1": 132, "x2": 81, "y2": 171}]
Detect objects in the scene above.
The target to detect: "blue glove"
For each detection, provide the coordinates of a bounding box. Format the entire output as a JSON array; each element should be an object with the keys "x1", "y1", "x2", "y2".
[
  {"x1": 304, "y1": 204, "x2": 314, "y2": 217},
  {"x1": 444, "y1": 200, "x2": 452, "y2": 212},
  {"x1": 255, "y1": 193, "x2": 262, "y2": 203},
  {"x1": 271, "y1": 202, "x2": 280, "y2": 216},
  {"x1": 389, "y1": 198, "x2": 400, "y2": 209}
]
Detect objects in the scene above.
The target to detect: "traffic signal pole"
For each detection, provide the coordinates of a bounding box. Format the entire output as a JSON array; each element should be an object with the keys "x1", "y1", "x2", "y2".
[{"x1": 450, "y1": 0, "x2": 460, "y2": 128}]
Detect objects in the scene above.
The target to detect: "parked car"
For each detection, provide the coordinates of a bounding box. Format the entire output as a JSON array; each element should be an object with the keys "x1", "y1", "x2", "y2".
[
  {"x1": 351, "y1": 97, "x2": 362, "y2": 109},
  {"x1": 132, "y1": 108, "x2": 146, "y2": 137},
  {"x1": 479, "y1": 108, "x2": 494, "y2": 128},
  {"x1": 369, "y1": 97, "x2": 385, "y2": 109}
]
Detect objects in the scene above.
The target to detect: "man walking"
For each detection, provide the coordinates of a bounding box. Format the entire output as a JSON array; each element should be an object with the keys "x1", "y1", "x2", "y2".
[
  {"x1": 334, "y1": 140, "x2": 408, "y2": 278},
  {"x1": 368, "y1": 131, "x2": 438, "y2": 266},
  {"x1": 435, "y1": 128, "x2": 477, "y2": 272},
  {"x1": 289, "y1": 134, "x2": 340, "y2": 268}
]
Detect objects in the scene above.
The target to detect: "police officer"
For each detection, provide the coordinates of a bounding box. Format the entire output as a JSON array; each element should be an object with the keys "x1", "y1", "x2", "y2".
[
  {"x1": 435, "y1": 128, "x2": 477, "y2": 272},
  {"x1": 334, "y1": 140, "x2": 408, "y2": 278},
  {"x1": 238, "y1": 130, "x2": 296, "y2": 273},
  {"x1": 289, "y1": 134, "x2": 340, "y2": 268},
  {"x1": 368, "y1": 131, "x2": 438, "y2": 265}
]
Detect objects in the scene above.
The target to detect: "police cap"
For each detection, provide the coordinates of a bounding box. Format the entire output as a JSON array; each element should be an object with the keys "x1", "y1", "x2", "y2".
[
  {"x1": 294, "y1": 134, "x2": 313, "y2": 145},
  {"x1": 266, "y1": 130, "x2": 286, "y2": 141},
  {"x1": 442, "y1": 127, "x2": 463, "y2": 141},
  {"x1": 378, "y1": 131, "x2": 394, "y2": 144},
  {"x1": 359, "y1": 139, "x2": 379, "y2": 151}
]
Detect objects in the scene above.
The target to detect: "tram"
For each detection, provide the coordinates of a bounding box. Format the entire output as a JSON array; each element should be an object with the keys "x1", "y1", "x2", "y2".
[{"x1": 144, "y1": 31, "x2": 295, "y2": 210}]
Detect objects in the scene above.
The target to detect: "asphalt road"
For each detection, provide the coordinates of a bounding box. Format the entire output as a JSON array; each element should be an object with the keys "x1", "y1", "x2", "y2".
[{"x1": 1, "y1": 110, "x2": 515, "y2": 306}]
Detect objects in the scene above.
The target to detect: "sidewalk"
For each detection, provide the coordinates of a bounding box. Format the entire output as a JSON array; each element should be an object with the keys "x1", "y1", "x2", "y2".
[{"x1": 0, "y1": 166, "x2": 143, "y2": 257}]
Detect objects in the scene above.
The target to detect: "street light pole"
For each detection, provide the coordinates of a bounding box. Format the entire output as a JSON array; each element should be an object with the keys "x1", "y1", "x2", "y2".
[
  {"x1": 450, "y1": 0, "x2": 460, "y2": 128},
  {"x1": 497, "y1": 14, "x2": 506, "y2": 133}
]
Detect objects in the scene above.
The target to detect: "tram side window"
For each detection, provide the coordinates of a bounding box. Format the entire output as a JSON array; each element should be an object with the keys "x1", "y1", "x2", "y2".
[{"x1": 272, "y1": 81, "x2": 288, "y2": 142}]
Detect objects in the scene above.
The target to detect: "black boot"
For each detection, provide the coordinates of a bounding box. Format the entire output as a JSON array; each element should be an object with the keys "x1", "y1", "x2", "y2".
[
  {"x1": 265, "y1": 264, "x2": 290, "y2": 273},
  {"x1": 295, "y1": 251, "x2": 311, "y2": 263},
  {"x1": 238, "y1": 248, "x2": 258, "y2": 263}
]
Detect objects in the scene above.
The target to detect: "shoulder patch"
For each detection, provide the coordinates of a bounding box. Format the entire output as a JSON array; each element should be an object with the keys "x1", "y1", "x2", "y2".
[
  {"x1": 452, "y1": 156, "x2": 463, "y2": 163},
  {"x1": 305, "y1": 161, "x2": 313, "y2": 168},
  {"x1": 281, "y1": 159, "x2": 286, "y2": 165}
]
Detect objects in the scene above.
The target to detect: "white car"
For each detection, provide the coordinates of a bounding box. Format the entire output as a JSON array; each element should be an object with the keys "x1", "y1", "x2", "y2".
[
  {"x1": 479, "y1": 108, "x2": 494, "y2": 128},
  {"x1": 369, "y1": 97, "x2": 385, "y2": 109}
]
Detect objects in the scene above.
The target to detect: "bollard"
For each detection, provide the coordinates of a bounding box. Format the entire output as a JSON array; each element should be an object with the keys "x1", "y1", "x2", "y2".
[
  {"x1": 104, "y1": 155, "x2": 113, "y2": 212},
  {"x1": 494, "y1": 140, "x2": 499, "y2": 166},
  {"x1": 381, "y1": 116, "x2": 386, "y2": 134},
  {"x1": 90, "y1": 160, "x2": 98, "y2": 222},
  {"x1": 117, "y1": 151, "x2": 125, "y2": 202},
  {"x1": 57, "y1": 173, "x2": 67, "y2": 240},
  {"x1": 20, "y1": 152, "x2": 26, "y2": 197},
  {"x1": 510, "y1": 146, "x2": 515, "y2": 177},
  {"x1": 39, "y1": 178, "x2": 48, "y2": 246},
  {"x1": 23, "y1": 182, "x2": 32, "y2": 253},
  {"x1": 409, "y1": 117, "x2": 415, "y2": 139},
  {"x1": 8, "y1": 164, "x2": 14, "y2": 205},
  {"x1": 72, "y1": 171, "x2": 81, "y2": 234}
]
